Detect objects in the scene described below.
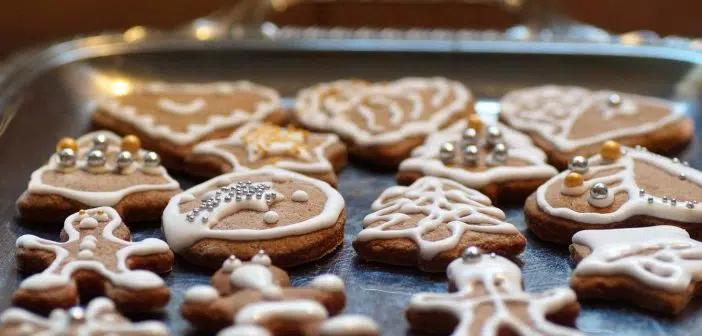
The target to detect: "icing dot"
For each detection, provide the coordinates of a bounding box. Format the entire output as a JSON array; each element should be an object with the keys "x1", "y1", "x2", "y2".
[
  {"x1": 291, "y1": 190, "x2": 309, "y2": 202},
  {"x1": 218, "y1": 325, "x2": 272, "y2": 336},
  {"x1": 309, "y1": 274, "x2": 345, "y2": 292},
  {"x1": 185, "y1": 285, "x2": 220, "y2": 303},
  {"x1": 251, "y1": 251, "x2": 272, "y2": 266},
  {"x1": 272, "y1": 174, "x2": 288, "y2": 183},
  {"x1": 79, "y1": 239, "x2": 97, "y2": 251},
  {"x1": 78, "y1": 250, "x2": 94, "y2": 260},
  {"x1": 78, "y1": 217, "x2": 98, "y2": 229},
  {"x1": 222, "y1": 256, "x2": 242, "y2": 272},
  {"x1": 263, "y1": 211, "x2": 279, "y2": 224},
  {"x1": 320, "y1": 315, "x2": 379, "y2": 336}
]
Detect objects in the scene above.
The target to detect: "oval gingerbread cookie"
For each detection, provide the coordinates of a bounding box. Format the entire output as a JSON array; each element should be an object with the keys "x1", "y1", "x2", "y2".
[
  {"x1": 294, "y1": 77, "x2": 474, "y2": 167},
  {"x1": 163, "y1": 168, "x2": 345, "y2": 268}
]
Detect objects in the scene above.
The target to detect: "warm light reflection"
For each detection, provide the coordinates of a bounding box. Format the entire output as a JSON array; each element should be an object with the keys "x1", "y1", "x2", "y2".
[
  {"x1": 620, "y1": 33, "x2": 643, "y2": 46},
  {"x1": 111, "y1": 80, "x2": 132, "y2": 96},
  {"x1": 123, "y1": 26, "x2": 147, "y2": 42},
  {"x1": 195, "y1": 26, "x2": 215, "y2": 41}
]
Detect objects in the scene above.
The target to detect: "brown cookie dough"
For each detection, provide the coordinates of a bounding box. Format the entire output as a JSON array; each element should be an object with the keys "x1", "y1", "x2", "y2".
[
  {"x1": 186, "y1": 122, "x2": 348, "y2": 187},
  {"x1": 16, "y1": 131, "x2": 181, "y2": 224},
  {"x1": 92, "y1": 81, "x2": 287, "y2": 170}
]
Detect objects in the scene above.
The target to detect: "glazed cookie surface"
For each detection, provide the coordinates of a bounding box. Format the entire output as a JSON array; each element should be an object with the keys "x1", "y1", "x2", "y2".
[
  {"x1": 353, "y1": 176, "x2": 526, "y2": 272},
  {"x1": 294, "y1": 77, "x2": 475, "y2": 167},
  {"x1": 16, "y1": 130, "x2": 181, "y2": 223},
  {"x1": 406, "y1": 248, "x2": 583, "y2": 335},
  {"x1": 525, "y1": 141, "x2": 702, "y2": 244},
  {"x1": 570, "y1": 226, "x2": 702, "y2": 314},
  {"x1": 13, "y1": 207, "x2": 173, "y2": 314},
  {"x1": 162, "y1": 168, "x2": 345, "y2": 269},
  {"x1": 0, "y1": 297, "x2": 169, "y2": 336},
  {"x1": 397, "y1": 116, "x2": 557, "y2": 203},
  {"x1": 186, "y1": 122, "x2": 347, "y2": 187},
  {"x1": 92, "y1": 81, "x2": 287, "y2": 169},
  {"x1": 500, "y1": 85, "x2": 693, "y2": 168}
]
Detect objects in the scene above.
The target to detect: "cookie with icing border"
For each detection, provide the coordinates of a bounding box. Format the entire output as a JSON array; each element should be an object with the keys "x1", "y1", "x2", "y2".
[
  {"x1": 92, "y1": 81, "x2": 287, "y2": 169},
  {"x1": 406, "y1": 247, "x2": 583, "y2": 335},
  {"x1": 397, "y1": 116, "x2": 558, "y2": 203},
  {"x1": 294, "y1": 77, "x2": 475, "y2": 167},
  {"x1": 500, "y1": 85, "x2": 694, "y2": 169},
  {"x1": 570, "y1": 226, "x2": 702, "y2": 314},
  {"x1": 163, "y1": 167, "x2": 345, "y2": 269},
  {"x1": 182, "y1": 252, "x2": 379, "y2": 335},
  {"x1": 353, "y1": 176, "x2": 526, "y2": 272},
  {"x1": 186, "y1": 122, "x2": 348, "y2": 187},
  {"x1": 525, "y1": 140, "x2": 702, "y2": 244},
  {"x1": 13, "y1": 207, "x2": 174, "y2": 314},
  {"x1": 0, "y1": 297, "x2": 169, "y2": 336},
  {"x1": 16, "y1": 130, "x2": 181, "y2": 224}
]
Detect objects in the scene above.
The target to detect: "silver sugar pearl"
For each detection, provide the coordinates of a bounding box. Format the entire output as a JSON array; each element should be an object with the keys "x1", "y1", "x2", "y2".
[
  {"x1": 461, "y1": 128, "x2": 479, "y2": 146},
  {"x1": 606, "y1": 93, "x2": 622, "y2": 107},
  {"x1": 687, "y1": 202, "x2": 695, "y2": 209},
  {"x1": 224, "y1": 196, "x2": 232, "y2": 202},
  {"x1": 671, "y1": 199, "x2": 677, "y2": 206},
  {"x1": 246, "y1": 194, "x2": 252, "y2": 200},
  {"x1": 639, "y1": 189, "x2": 645, "y2": 197},
  {"x1": 680, "y1": 173, "x2": 687, "y2": 181},
  {"x1": 92, "y1": 134, "x2": 108, "y2": 151},
  {"x1": 673, "y1": 158, "x2": 680, "y2": 164},
  {"x1": 439, "y1": 142, "x2": 456, "y2": 162},
  {"x1": 116, "y1": 150, "x2": 134, "y2": 169},
  {"x1": 462, "y1": 246, "x2": 482, "y2": 263},
  {"x1": 192, "y1": 208, "x2": 200, "y2": 214},
  {"x1": 271, "y1": 193, "x2": 277, "y2": 200},
  {"x1": 186, "y1": 214, "x2": 195, "y2": 222},
  {"x1": 201, "y1": 215, "x2": 208, "y2": 223},
  {"x1": 235, "y1": 196, "x2": 242, "y2": 202},
  {"x1": 491, "y1": 143, "x2": 508, "y2": 163},
  {"x1": 87, "y1": 149, "x2": 106, "y2": 167},
  {"x1": 57, "y1": 148, "x2": 76, "y2": 167},
  {"x1": 590, "y1": 182, "x2": 609, "y2": 200},
  {"x1": 462, "y1": 145, "x2": 480, "y2": 166},
  {"x1": 663, "y1": 196, "x2": 669, "y2": 203},
  {"x1": 647, "y1": 197, "x2": 654, "y2": 204},
  {"x1": 568, "y1": 156, "x2": 589, "y2": 174},
  {"x1": 683, "y1": 161, "x2": 690, "y2": 167},
  {"x1": 256, "y1": 194, "x2": 262, "y2": 199},
  {"x1": 143, "y1": 151, "x2": 161, "y2": 167},
  {"x1": 486, "y1": 126, "x2": 502, "y2": 147},
  {"x1": 68, "y1": 307, "x2": 85, "y2": 321}
]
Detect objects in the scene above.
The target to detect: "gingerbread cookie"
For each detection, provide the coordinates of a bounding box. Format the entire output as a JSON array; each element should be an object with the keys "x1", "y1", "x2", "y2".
[
  {"x1": 294, "y1": 77, "x2": 474, "y2": 167},
  {"x1": 500, "y1": 85, "x2": 694, "y2": 168},
  {"x1": 406, "y1": 247, "x2": 583, "y2": 335},
  {"x1": 525, "y1": 141, "x2": 702, "y2": 244},
  {"x1": 16, "y1": 131, "x2": 181, "y2": 223},
  {"x1": 92, "y1": 81, "x2": 287, "y2": 169},
  {"x1": 13, "y1": 207, "x2": 173, "y2": 314},
  {"x1": 162, "y1": 167, "x2": 345, "y2": 269},
  {"x1": 570, "y1": 226, "x2": 702, "y2": 314},
  {"x1": 186, "y1": 122, "x2": 347, "y2": 187},
  {"x1": 0, "y1": 297, "x2": 169, "y2": 335},
  {"x1": 397, "y1": 115, "x2": 557, "y2": 203},
  {"x1": 353, "y1": 176, "x2": 526, "y2": 272},
  {"x1": 182, "y1": 252, "x2": 379, "y2": 335}
]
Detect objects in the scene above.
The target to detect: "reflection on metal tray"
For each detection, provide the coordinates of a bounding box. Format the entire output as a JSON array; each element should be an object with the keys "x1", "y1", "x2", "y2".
[{"x1": 0, "y1": 30, "x2": 701, "y2": 336}]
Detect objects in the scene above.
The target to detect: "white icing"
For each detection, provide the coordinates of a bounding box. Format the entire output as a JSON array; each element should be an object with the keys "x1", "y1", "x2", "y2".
[
  {"x1": 217, "y1": 325, "x2": 272, "y2": 336},
  {"x1": 78, "y1": 250, "x2": 94, "y2": 260},
  {"x1": 294, "y1": 77, "x2": 472, "y2": 146},
  {"x1": 263, "y1": 211, "x2": 279, "y2": 224},
  {"x1": 292, "y1": 190, "x2": 309, "y2": 202},
  {"x1": 192, "y1": 121, "x2": 339, "y2": 174},
  {"x1": 399, "y1": 120, "x2": 557, "y2": 188},
  {"x1": 222, "y1": 256, "x2": 243, "y2": 272},
  {"x1": 500, "y1": 85, "x2": 685, "y2": 151},
  {"x1": 79, "y1": 217, "x2": 98, "y2": 229},
  {"x1": 98, "y1": 81, "x2": 282, "y2": 145},
  {"x1": 572, "y1": 226, "x2": 702, "y2": 293},
  {"x1": 229, "y1": 263, "x2": 283, "y2": 299},
  {"x1": 320, "y1": 315, "x2": 379, "y2": 336},
  {"x1": 356, "y1": 177, "x2": 519, "y2": 260},
  {"x1": 158, "y1": 97, "x2": 206, "y2": 115},
  {"x1": 409, "y1": 255, "x2": 583, "y2": 336},
  {"x1": 536, "y1": 147, "x2": 702, "y2": 224},
  {"x1": 251, "y1": 252, "x2": 272, "y2": 267},
  {"x1": 308, "y1": 274, "x2": 345, "y2": 292},
  {"x1": 234, "y1": 300, "x2": 328, "y2": 325},
  {"x1": 163, "y1": 168, "x2": 345, "y2": 256},
  {"x1": 79, "y1": 237, "x2": 97, "y2": 251},
  {"x1": 185, "y1": 285, "x2": 220, "y2": 303},
  {"x1": 15, "y1": 207, "x2": 170, "y2": 291},
  {"x1": 27, "y1": 130, "x2": 180, "y2": 207}
]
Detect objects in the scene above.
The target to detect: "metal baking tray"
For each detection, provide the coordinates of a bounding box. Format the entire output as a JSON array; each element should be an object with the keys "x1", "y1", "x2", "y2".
[{"x1": 0, "y1": 26, "x2": 701, "y2": 335}]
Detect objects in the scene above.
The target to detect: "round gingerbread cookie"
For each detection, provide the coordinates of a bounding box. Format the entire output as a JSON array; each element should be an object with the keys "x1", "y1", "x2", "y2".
[
  {"x1": 397, "y1": 115, "x2": 558, "y2": 203},
  {"x1": 163, "y1": 168, "x2": 346, "y2": 269},
  {"x1": 525, "y1": 141, "x2": 702, "y2": 244},
  {"x1": 294, "y1": 77, "x2": 475, "y2": 167},
  {"x1": 16, "y1": 130, "x2": 181, "y2": 223},
  {"x1": 500, "y1": 85, "x2": 694, "y2": 169},
  {"x1": 92, "y1": 81, "x2": 287, "y2": 169},
  {"x1": 186, "y1": 122, "x2": 347, "y2": 187}
]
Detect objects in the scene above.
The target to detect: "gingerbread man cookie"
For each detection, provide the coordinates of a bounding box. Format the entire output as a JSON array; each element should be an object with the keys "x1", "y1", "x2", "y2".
[
  {"x1": 16, "y1": 131, "x2": 181, "y2": 223},
  {"x1": 500, "y1": 85, "x2": 694, "y2": 168},
  {"x1": 181, "y1": 252, "x2": 379, "y2": 335},
  {"x1": 353, "y1": 176, "x2": 525, "y2": 272},
  {"x1": 0, "y1": 297, "x2": 169, "y2": 336},
  {"x1": 525, "y1": 141, "x2": 702, "y2": 244},
  {"x1": 406, "y1": 247, "x2": 583, "y2": 335},
  {"x1": 93, "y1": 81, "x2": 287, "y2": 169},
  {"x1": 163, "y1": 167, "x2": 345, "y2": 269},
  {"x1": 13, "y1": 207, "x2": 173, "y2": 314},
  {"x1": 294, "y1": 77, "x2": 474, "y2": 167},
  {"x1": 186, "y1": 122, "x2": 348, "y2": 187},
  {"x1": 570, "y1": 226, "x2": 702, "y2": 314},
  {"x1": 398, "y1": 115, "x2": 558, "y2": 203}
]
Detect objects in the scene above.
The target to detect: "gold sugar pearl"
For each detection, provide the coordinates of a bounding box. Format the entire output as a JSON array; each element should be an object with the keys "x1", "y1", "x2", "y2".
[
  {"x1": 467, "y1": 115, "x2": 484, "y2": 132},
  {"x1": 121, "y1": 135, "x2": 141, "y2": 153},
  {"x1": 56, "y1": 137, "x2": 78, "y2": 152},
  {"x1": 601, "y1": 140, "x2": 622, "y2": 161},
  {"x1": 564, "y1": 172, "x2": 584, "y2": 188},
  {"x1": 97, "y1": 209, "x2": 105, "y2": 215},
  {"x1": 79, "y1": 209, "x2": 86, "y2": 215}
]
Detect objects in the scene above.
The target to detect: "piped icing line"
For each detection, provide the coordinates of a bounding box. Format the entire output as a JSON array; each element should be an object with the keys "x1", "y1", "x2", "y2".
[
  {"x1": 234, "y1": 300, "x2": 329, "y2": 326},
  {"x1": 192, "y1": 122, "x2": 339, "y2": 174},
  {"x1": 217, "y1": 325, "x2": 272, "y2": 336},
  {"x1": 536, "y1": 146, "x2": 702, "y2": 224},
  {"x1": 409, "y1": 254, "x2": 583, "y2": 336},
  {"x1": 319, "y1": 315, "x2": 380, "y2": 336},
  {"x1": 158, "y1": 97, "x2": 206, "y2": 115},
  {"x1": 0, "y1": 297, "x2": 169, "y2": 335},
  {"x1": 162, "y1": 168, "x2": 345, "y2": 255},
  {"x1": 98, "y1": 81, "x2": 282, "y2": 145},
  {"x1": 500, "y1": 85, "x2": 685, "y2": 151},
  {"x1": 572, "y1": 226, "x2": 702, "y2": 293},
  {"x1": 356, "y1": 177, "x2": 519, "y2": 260},
  {"x1": 295, "y1": 77, "x2": 472, "y2": 146},
  {"x1": 399, "y1": 120, "x2": 557, "y2": 188},
  {"x1": 15, "y1": 206, "x2": 170, "y2": 291},
  {"x1": 27, "y1": 130, "x2": 180, "y2": 206}
]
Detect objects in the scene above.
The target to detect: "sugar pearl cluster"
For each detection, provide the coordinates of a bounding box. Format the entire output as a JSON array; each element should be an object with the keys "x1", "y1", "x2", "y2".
[
  {"x1": 54, "y1": 134, "x2": 161, "y2": 174},
  {"x1": 438, "y1": 115, "x2": 509, "y2": 166},
  {"x1": 186, "y1": 181, "x2": 276, "y2": 223}
]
